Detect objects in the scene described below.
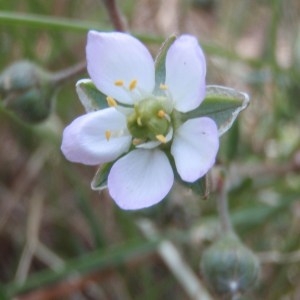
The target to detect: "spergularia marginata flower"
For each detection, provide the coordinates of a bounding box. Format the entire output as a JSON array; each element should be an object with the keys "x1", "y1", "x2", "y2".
[{"x1": 61, "y1": 31, "x2": 219, "y2": 210}]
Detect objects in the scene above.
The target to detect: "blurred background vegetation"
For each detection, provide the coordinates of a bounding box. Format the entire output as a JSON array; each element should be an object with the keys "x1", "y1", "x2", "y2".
[{"x1": 0, "y1": 0, "x2": 300, "y2": 299}]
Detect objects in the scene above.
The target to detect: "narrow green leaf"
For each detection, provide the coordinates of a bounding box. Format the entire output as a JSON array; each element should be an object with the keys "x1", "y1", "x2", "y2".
[
  {"x1": 5, "y1": 239, "x2": 160, "y2": 297},
  {"x1": 154, "y1": 35, "x2": 176, "y2": 94},
  {"x1": 0, "y1": 11, "x2": 104, "y2": 32},
  {"x1": 0, "y1": 12, "x2": 164, "y2": 44},
  {"x1": 91, "y1": 162, "x2": 114, "y2": 191},
  {"x1": 76, "y1": 79, "x2": 108, "y2": 112},
  {"x1": 184, "y1": 85, "x2": 250, "y2": 136}
]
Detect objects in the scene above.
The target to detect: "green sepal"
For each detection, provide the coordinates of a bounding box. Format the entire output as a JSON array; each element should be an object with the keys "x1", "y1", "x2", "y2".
[
  {"x1": 167, "y1": 153, "x2": 209, "y2": 199},
  {"x1": 91, "y1": 162, "x2": 114, "y2": 191},
  {"x1": 76, "y1": 79, "x2": 108, "y2": 113},
  {"x1": 154, "y1": 35, "x2": 176, "y2": 95},
  {"x1": 180, "y1": 175, "x2": 209, "y2": 199},
  {"x1": 184, "y1": 85, "x2": 250, "y2": 136}
]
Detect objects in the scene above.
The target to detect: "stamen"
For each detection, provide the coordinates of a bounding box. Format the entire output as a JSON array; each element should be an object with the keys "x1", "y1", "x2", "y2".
[
  {"x1": 132, "y1": 138, "x2": 144, "y2": 145},
  {"x1": 105, "y1": 130, "x2": 112, "y2": 141},
  {"x1": 157, "y1": 109, "x2": 166, "y2": 118},
  {"x1": 156, "y1": 134, "x2": 167, "y2": 144},
  {"x1": 160, "y1": 83, "x2": 168, "y2": 90},
  {"x1": 106, "y1": 96, "x2": 117, "y2": 107},
  {"x1": 129, "y1": 79, "x2": 138, "y2": 91},
  {"x1": 114, "y1": 80, "x2": 124, "y2": 87},
  {"x1": 137, "y1": 117, "x2": 143, "y2": 126}
]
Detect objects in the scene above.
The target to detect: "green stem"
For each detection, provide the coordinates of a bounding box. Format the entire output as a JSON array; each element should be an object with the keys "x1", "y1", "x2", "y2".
[{"x1": 216, "y1": 173, "x2": 233, "y2": 234}]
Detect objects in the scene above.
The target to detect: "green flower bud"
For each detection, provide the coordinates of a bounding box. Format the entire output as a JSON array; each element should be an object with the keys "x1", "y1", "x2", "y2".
[
  {"x1": 201, "y1": 232, "x2": 260, "y2": 297},
  {"x1": 0, "y1": 60, "x2": 55, "y2": 123},
  {"x1": 127, "y1": 97, "x2": 171, "y2": 141}
]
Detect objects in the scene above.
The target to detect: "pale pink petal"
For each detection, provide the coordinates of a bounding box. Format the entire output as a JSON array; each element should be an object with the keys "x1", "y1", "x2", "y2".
[
  {"x1": 171, "y1": 117, "x2": 219, "y2": 182},
  {"x1": 108, "y1": 149, "x2": 174, "y2": 210},
  {"x1": 165, "y1": 35, "x2": 206, "y2": 112},
  {"x1": 86, "y1": 31, "x2": 155, "y2": 104},
  {"x1": 61, "y1": 108, "x2": 131, "y2": 165}
]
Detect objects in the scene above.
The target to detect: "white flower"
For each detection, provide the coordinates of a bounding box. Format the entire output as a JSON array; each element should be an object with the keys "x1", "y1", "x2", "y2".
[{"x1": 61, "y1": 31, "x2": 219, "y2": 210}]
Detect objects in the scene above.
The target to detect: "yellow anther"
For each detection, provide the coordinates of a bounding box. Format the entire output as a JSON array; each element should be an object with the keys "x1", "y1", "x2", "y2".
[
  {"x1": 137, "y1": 117, "x2": 143, "y2": 126},
  {"x1": 129, "y1": 79, "x2": 138, "y2": 91},
  {"x1": 156, "y1": 134, "x2": 167, "y2": 144},
  {"x1": 157, "y1": 109, "x2": 166, "y2": 118},
  {"x1": 105, "y1": 130, "x2": 112, "y2": 141},
  {"x1": 132, "y1": 138, "x2": 144, "y2": 146},
  {"x1": 160, "y1": 83, "x2": 168, "y2": 90},
  {"x1": 114, "y1": 80, "x2": 124, "y2": 87},
  {"x1": 106, "y1": 96, "x2": 117, "y2": 107}
]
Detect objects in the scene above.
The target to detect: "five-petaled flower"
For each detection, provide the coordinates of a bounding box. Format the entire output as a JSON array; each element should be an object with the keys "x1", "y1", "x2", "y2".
[{"x1": 61, "y1": 31, "x2": 219, "y2": 210}]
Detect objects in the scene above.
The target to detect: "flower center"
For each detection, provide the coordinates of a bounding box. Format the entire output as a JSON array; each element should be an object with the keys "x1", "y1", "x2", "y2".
[
  {"x1": 110, "y1": 78, "x2": 175, "y2": 145},
  {"x1": 127, "y1": 97, "x2": 171, "y2": 143}
]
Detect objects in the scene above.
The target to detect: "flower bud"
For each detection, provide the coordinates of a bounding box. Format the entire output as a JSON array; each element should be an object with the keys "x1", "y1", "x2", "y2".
[
  {"x1": 201, "y1": 232, "x2": 260, "y2": 297},
  {"x1": 0, "y1": 60, "x2": 55, "y2": 123}
]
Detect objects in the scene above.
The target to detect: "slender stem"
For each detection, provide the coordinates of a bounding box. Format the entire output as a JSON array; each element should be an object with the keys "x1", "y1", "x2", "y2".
[
  {"x1": 51, "y1": 61, "x2": 86, "y2": 86},
  {"x1": 101, "y1": 0, "x2": 127, "y2": 32},
  {"x1": 216, "y1": 173, "x2": 233, "y2": 234}
]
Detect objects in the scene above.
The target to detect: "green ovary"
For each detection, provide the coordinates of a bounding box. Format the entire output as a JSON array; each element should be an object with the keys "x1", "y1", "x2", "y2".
[{"x1": 127, "y1": 98, "x2": 171, "y2": 141}]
